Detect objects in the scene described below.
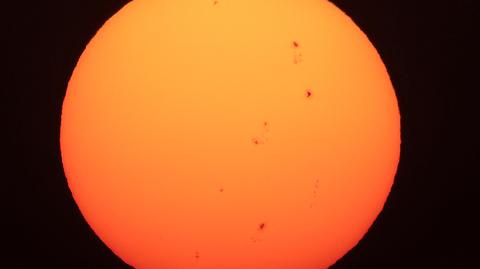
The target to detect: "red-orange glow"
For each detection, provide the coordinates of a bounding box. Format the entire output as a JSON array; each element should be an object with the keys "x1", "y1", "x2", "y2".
[{"x1": 60, "y1": 1, "x2": 401, "y2": 268}]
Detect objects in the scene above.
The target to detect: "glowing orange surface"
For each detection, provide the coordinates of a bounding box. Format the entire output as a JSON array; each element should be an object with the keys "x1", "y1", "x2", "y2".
[{"x1": 60, "y1": 1, "x2": 400, "y2": 268}]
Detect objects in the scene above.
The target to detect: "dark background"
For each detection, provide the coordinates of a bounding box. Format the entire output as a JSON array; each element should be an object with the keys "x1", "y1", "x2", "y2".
[{"x1": 3, "y1": 0, "x2": 477, "y2": 268}]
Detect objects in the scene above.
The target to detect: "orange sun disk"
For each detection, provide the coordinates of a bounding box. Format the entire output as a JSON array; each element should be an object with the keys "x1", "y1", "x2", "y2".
[{"x1": 60, "y1": 1, "x2": 401, "y2": 268}]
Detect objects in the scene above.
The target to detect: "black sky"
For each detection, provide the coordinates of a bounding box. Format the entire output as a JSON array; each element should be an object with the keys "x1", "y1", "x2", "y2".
[{"x1": 3, "y1": 0, "x2": 477, "y2": 268}]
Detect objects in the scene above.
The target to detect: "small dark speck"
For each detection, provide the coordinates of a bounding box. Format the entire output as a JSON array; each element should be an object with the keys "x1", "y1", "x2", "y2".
[
  {"x1": 258, "y1": 222, "x2": 266, "y2": 231},
  {"x1": 252, "y1": 137, "x2": 263, "y2": 145},
  {"x1": 293, "y1": 41, "x2": 299, "y2": 48},
  {"x1": 219, "y1": 188, "x2": 224, "y2": 192},
  {"x1": 213, "y1": 1, "x2": 219, "y2": 5},
  {"x1": 306, "y1": 89, "x2": 313, "y2": 98},
  {"x1": 263, "y1": 121, "x2": 268, "y2": 127},
  {"x1": 195, "y1": 251, "x2": 200, "y2": 259}
]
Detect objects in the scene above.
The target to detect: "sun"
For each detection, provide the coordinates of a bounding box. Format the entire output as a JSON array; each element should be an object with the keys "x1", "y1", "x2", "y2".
[{"x1": 60, "y1": 0, "x2": 401, "y2": 268}]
